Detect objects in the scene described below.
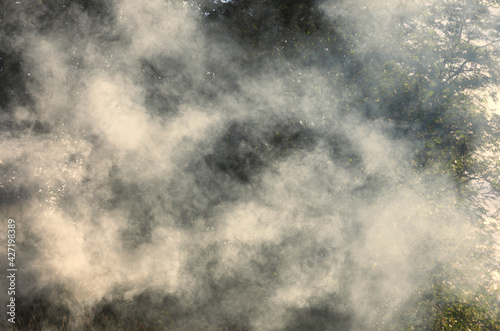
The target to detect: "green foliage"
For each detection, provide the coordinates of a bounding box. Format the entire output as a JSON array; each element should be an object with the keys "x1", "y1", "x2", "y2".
[
  {"x1": 393, "y1": 265, "x2": 500, "y2": 330},
  {"x1": 354, "y1": 0, "x2": 500, "y2": 198}
]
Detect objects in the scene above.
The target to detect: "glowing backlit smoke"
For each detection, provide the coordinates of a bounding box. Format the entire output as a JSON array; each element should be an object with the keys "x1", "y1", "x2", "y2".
[{"x1": 0, "y1": 0, "x2": 497, "y2": 329}]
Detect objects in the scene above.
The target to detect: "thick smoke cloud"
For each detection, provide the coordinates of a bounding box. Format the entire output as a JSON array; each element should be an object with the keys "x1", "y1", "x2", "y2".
[{"x1": 0, "y1": 0, "x2": 495, "y2": 329}]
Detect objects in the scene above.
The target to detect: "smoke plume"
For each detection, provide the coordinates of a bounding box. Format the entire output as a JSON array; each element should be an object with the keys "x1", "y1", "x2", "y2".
[{"x1": 0, "y1": 0, "x2": 496, "y2": 329}]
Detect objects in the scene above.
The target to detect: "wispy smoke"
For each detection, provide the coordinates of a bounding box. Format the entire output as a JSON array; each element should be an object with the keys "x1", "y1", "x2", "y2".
[{"x1": 0, "y1": 0, "x2": 495, "y2": 329}]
